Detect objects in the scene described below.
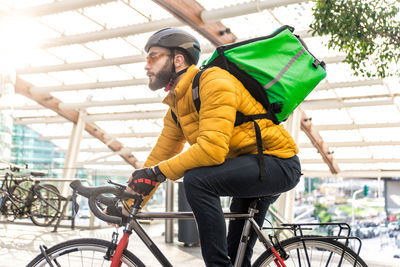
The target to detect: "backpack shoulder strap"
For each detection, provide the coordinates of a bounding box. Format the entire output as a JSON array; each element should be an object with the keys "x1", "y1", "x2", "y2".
[
  {"x1": 170, "y1": 110, "x2": 180, "y2": 128},
  {"x1": 192, "y1": 69, "x2": 206, "y2": 113}
]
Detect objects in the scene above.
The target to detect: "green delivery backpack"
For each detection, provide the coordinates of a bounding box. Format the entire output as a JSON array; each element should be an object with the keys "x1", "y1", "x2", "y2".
[
  {"x1": 171, "y1": 25, "x2": 326, "y2": 179},
  {"x1": 192, "y1": 24, "x2": 327, "y2": 124}
]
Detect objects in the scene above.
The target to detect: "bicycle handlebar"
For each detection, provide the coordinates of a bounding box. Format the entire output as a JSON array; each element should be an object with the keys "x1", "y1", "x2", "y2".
[{"x1": 70, "y1": 180, "x2": 141, "y2": 225}]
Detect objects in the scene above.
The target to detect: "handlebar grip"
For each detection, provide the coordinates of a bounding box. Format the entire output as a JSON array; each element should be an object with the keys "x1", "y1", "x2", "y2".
[
  {"x1": 88, "y1": 187, "x2": 122, "y2": 225},
  {"x1": 70, "y1": 180, "x2": 142, "y2": 225}
]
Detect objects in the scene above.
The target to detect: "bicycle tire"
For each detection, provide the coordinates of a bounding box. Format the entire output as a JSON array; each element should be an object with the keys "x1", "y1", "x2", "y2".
[
  {"x1": 5, "y1": 184, "x2": 28, "y2": 218},
  {"x1": 252, "y1": 235, "x2": 368, "y2": 267},
  {"x1": 8, "y1": 179, "x2": 30, "y2": 203},
  {"x1": 30, "y1": 184, "x2": 61, "y2": 227},
  {"x1": 26, "y1": 238, "x2": 145, "y2": 267}
]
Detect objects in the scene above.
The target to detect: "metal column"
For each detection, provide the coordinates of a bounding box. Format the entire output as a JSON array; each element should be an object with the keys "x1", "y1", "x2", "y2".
[
  {"x1": 165, "y1": 179, "x2": 174, "y2": 243},
  {"x1": 273, "y1": 108, "x2": 301, "y2": 222},
  {"x1": 61, "y1": 110, "x2": 85, "y2": 196}
]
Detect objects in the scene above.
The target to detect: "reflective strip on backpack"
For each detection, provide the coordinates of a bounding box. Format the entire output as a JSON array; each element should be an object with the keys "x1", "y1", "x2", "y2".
[{"x1": 263, "y1": 47, "x2": 305, "y2": 90}]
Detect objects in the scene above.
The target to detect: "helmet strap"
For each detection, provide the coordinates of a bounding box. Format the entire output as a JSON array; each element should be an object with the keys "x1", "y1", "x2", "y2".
[{"x1": 164, "y1": 51, "x2": 188, "y2": 92}]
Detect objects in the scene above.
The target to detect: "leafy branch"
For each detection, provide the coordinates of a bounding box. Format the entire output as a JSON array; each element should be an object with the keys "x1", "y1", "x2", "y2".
[{"x1": 310, "y1": 0, "x2": 400, "y2": 78}]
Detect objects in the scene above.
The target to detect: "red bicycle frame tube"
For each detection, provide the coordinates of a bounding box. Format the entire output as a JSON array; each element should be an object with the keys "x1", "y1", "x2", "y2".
[
  {"x1": 270, "y1": 247, "x2": 287, "y2": 267},
  {"x1": 110, "y1": 231, "x2": 131, "y2": 267}
]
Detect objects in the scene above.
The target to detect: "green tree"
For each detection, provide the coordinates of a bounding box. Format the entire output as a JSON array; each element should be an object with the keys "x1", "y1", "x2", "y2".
[
  {"x1": 314, "y1": 203, "x2": 333, "y2": 223},
  {"x1": 310, "y1": 0, "x2": 400, "y2": 78}
]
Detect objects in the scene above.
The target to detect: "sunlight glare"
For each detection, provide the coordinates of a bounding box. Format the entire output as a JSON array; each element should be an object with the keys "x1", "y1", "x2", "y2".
[{"x1": 0, "y1": 15, "x2": 42, "y2": 69}]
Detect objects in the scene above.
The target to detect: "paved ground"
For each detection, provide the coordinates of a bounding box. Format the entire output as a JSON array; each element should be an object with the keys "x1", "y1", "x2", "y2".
[{"x1": 0, "y1": 219, "x2": 399, "y2": 267}]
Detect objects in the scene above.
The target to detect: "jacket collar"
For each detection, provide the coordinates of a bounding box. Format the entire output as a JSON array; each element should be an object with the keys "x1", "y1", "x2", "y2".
[{"x1": 162, "y1": 65, "x2": 199, "y2": 108}]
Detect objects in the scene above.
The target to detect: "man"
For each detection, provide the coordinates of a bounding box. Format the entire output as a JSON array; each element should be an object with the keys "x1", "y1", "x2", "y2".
[{"x1": 122, "y1": 28, "x2": 301, "y2": 267}]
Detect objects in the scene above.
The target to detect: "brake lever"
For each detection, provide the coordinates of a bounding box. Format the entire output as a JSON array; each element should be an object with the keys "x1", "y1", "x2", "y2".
[
  {"x1": 107, "y1": 180, "x2": 141, "y2": 200},
  {"x1": 107, "y1": 180, "x2": 127, "y2": 190}
]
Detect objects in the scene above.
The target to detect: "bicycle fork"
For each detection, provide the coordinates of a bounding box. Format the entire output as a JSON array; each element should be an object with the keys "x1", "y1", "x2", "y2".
[{"x1": 110, "y1": 230, "x2": 131, "y2": 267}]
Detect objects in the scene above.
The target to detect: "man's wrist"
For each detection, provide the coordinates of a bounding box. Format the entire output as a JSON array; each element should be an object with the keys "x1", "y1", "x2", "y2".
[{"x1": 151, "y1": 165, "x2": 166, "y2": 182}]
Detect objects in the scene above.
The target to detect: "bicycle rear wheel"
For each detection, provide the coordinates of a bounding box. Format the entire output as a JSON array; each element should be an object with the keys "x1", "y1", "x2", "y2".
[
  {"x1": 27, "y1": 238, "x2": 145, "y2": 267},
  {"x1": 252, "y1": 235, "x2": 367, "y2": 267},
  {"x1": 30, "y1": 184, "x2": 61, "y2": 226}
]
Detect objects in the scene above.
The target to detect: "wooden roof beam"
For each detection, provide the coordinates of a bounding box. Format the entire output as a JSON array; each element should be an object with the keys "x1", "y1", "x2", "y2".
[
  {"x1": 300, "y1": 111, "x2": 340, "y2": 174},
  {"x1": 152, "y1": 0, "x2": 236, "y2": 46}
]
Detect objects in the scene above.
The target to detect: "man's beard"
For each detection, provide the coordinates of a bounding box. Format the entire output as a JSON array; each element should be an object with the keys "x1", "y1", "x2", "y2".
[{"x1": 148, "y1": 60, "x2": 173, "y2": 91}]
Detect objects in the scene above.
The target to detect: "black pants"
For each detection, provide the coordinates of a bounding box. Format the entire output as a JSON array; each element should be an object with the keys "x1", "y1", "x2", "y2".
[{"x1": 183, "y1": 154, "x2": 301, "y2": 267}]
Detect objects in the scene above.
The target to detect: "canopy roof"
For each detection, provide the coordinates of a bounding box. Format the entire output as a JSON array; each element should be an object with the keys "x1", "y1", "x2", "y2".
[{"x1": 1, "y1": 0, "x2": 399, "y2": 178}]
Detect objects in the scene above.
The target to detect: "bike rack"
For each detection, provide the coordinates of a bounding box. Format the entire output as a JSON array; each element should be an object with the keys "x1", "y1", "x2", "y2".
[{"x1": 282, "y1": 222, "x2": 363, "y2": 267}]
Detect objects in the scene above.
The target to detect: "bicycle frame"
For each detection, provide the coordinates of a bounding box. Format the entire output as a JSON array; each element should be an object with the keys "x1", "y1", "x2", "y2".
[
  {"x1": 109, "y1": 201, "x2": 285, "y2": 267},
  {"x1": 63, "y1": 180, "x2": 364, "y2": 267}
]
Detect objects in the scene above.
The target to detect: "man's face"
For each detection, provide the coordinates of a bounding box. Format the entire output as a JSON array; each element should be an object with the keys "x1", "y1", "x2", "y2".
[{"x1": 144, "y1": 46, "x2": 173, "y2": 91}]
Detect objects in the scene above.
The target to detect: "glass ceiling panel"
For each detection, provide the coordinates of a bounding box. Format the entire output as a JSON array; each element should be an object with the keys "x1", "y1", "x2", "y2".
[
  {"x1": 85, "y1": 38, "x2": 140, "y2": 59},
  {"x1": 83, "y1": 1, "x2": 149, "y2": 27},
  {"x1": 13, "y1": 109, "x2": 57, "y2": 117},
  {"x1": 378, "y1": 163, "x2": 400, "y2": 169},
  {"x1": 360, "y1": 128, "x2": 400, "y2": 141},
  {"x1": 120, "y1": 63, "x2": 147, "y2": 79},
  {"x1": 124, "y1": 32, "x2": 157, "y2": 54},
  {"x1": 298, "y1": 148, "x2": 321, "y2": 159},
  {"x1": 41, "y1": 11, "x2": 103, "y2": 36},
  {"x1": 349, "y1": 105, "x2": 400, "y2": 124},
  {"x1": 83, "y1": 65, "x2": 132, "y2": 82},
  {"x1": 119, "y1": 137, "x2": 156, "y2": 148},
  {"x1": 305, "y1": 89, "x2": 337, "y2": 101},
  {"x1": 19, "y1": 73, "x2": 61, "y2": 87},
  {"x1": 326, "y1": 63, "x2": 375, "y2": 83},
  {"x1": 301, "y1": 163, "x2": 330, "y2": 171},
  {"x1": 1, "y1": 0, "x2": 52, "y2": 9},
  {"x1": 49, "y1": 70, "x2": 96, "y2": 85},
  {"x1": 330, "y1": 147, "x2": 372, "y2": 159},
  {"x1": 338, "y1": 164, "x2": 378, "y2": 171},
  {"x1": 319, "y1": 130, "x2": 363, "y2": 142},
  {"x1": 298, "y1": 131, "x2": 311, "y2": 144},
  {"x1": 304, "y1": 109, "x2": 353, "y2": 125},
  {"x1": 13, "y1": 94, "x2": 38, "y2": 106},
  {"x1": 22, "y1": 49, "x2": 64, "y2": 68},
  {"x1": 335, "y1": 85, "x2": 389, "y2": 98},
  {"x1": 273, "y1": 2, "x2": 315, "y2": 31},
  {"x1": 47, "y1": 44, "x2": 101, "y2": 63},
  {"x1": 130, "y1": 0, "x2": 174, "y2": 20},
  {"x1": 86, "y1": 103, "x2": 167, "y2": 114},
  {"x1": 303, "y1": 36, "x2": 344, "y2": 59},
  {"x1": 222, "y1": 12, "x2": 280, "y2": 39},
  {"x1": 79, "y1": 138, "x2": 110, "y2": 148},
  {"x1": 371, "y1": 146, "x2": 400, "y2": 159},
  {"x1": 198, "y1": 0, "x2": 251, "y2": 10}
]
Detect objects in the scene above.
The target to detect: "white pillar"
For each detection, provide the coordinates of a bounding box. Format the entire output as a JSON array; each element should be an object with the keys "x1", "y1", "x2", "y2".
[
  {"x1": 61, "y1": 110, "x2": 85, "y2": 196},
  {"x1": 273, "y1": 108, "x2": 301, "y2": 222},
  {"x1": 0, "y1": 67, "x2": 15, "y2": 161}
]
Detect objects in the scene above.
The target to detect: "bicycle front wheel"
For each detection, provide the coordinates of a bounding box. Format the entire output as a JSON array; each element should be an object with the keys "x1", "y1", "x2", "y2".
[
  {"x1": 253, "y1": 235, "x2": 367, "y2": 267},
  {"x1": 27, "y1": 238, "x2": 145, "y2": 267}
]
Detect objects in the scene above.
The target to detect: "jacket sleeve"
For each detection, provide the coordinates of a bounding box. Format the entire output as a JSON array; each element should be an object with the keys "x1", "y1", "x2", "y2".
[
  {"x1": 143, "y1": 109, "x2": 186, "y2": 168},
  {"x1": 123, "y1": 109, "x2": 186, "y2": 209},
  {"x1": 158, "y1": 70, "x2": 238, "y2": 179}
]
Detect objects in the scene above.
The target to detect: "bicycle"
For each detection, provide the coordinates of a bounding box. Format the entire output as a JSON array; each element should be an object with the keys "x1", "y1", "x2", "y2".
[
  {"x1": 0, "y1": 161, "x2": 64, "y2": 227},
  {"x1": 27, "y1": 180, "x2": 368, "y2": 266}
]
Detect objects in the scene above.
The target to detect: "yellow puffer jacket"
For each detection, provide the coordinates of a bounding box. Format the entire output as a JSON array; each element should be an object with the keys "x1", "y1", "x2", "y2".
[{"x1": 125, "y1": 65, "x2": 298, "y2": 208}]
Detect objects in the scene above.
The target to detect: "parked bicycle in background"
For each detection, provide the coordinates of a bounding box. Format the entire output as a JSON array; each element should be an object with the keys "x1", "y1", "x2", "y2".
[{"x1": 0, "y1": 160, "x2": 64, "y2": 227}]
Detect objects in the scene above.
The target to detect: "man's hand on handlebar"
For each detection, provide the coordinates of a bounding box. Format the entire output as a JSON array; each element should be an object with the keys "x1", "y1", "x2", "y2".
[
  {"x1": 103, "y1": 206, "x2": 130, "y2": 227},
  {"x1": 126, "y1": 166, "x2": 166, "y2": 196}
]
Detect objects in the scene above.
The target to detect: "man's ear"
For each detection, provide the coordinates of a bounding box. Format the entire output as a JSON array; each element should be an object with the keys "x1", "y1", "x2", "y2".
[{"x1": 174, "y1": 53, "x2": 187, "y2": 68}]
